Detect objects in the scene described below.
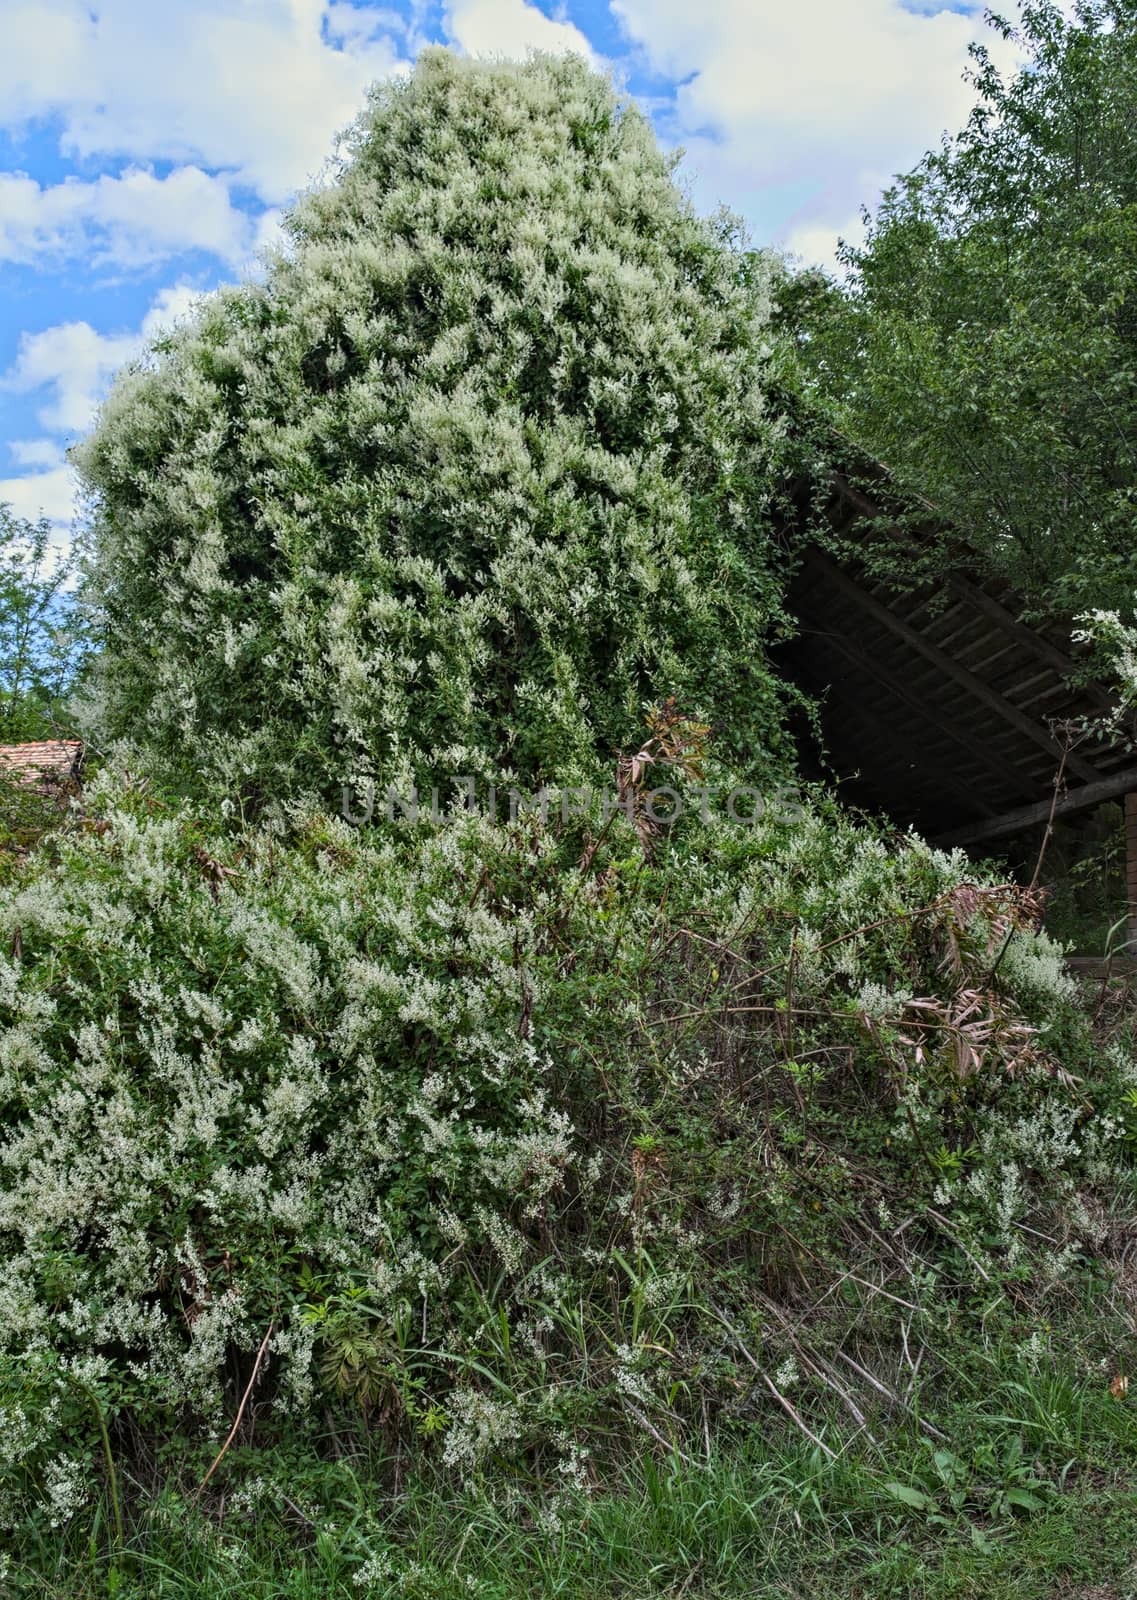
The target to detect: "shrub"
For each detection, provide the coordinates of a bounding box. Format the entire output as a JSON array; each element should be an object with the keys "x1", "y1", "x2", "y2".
[
  {"x1": 77, "y1": 50, "x2": 795, "y2": 807},
  {"x1": 0, "y1": 771, "x2": 1129, "y2": 1532}
]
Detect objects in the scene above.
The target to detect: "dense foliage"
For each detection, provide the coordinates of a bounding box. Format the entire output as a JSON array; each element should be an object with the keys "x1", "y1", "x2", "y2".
[
  {"x1": 78, "y1": 50, "x2": 794, "y2": 808},
  {"x1": 797, "y1": 1, "x2": 1137, "y2": 615},
  {"x1": 0, "y1": 505, "x2": 85, "y2": 743},
  {"x1": 6, "y1": 42, "x2": 1137, "y2": 1595},
  {"x1": 1, "y1": 775, "x2": 1132, "y2": 1544}
]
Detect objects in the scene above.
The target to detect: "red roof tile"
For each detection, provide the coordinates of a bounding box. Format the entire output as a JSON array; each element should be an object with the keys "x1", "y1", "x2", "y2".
[{"x1": 0, "y1": 741, "x2": 83, "y2": 786}]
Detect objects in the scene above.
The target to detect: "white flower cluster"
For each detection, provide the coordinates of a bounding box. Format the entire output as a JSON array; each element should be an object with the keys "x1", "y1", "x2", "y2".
[
  {"x1": 441, "y1": 1389, "x2": 524, "y2": 1471},
  {"x1": 1074, "y1": 606, "x2": 1137, "y2": 710},
  {"x1": 0, "y1": 795, "x2": 596, "y2": 1512}
]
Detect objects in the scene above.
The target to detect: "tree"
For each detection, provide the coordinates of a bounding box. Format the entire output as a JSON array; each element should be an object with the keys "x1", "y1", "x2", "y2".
[
  {"x1": 797, "y1": 2, "x2": 1137, "y2": 616},
  {"x1": 77, "y1": 50, "x2": 796, "y2": 806},
  {"x1": 0, "y1": 504, "x2": 85, "y2": 742}
]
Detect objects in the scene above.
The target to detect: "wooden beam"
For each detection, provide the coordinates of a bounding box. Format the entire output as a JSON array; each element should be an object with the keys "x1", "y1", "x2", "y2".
[
  {"x1": 820, "y1": 631, "x2": 1034, "y2": 806},
  {"x1": 943, "y1": 573, "x2": 1116, "y2": 712},
  {"x1": 831, "y1": 474, "x2": 889, "y2": 524},
  {"x1": 933, "y1": 765, "x2": 1137, "y2": 848},
  {"x1": 1066, "y1": 953, "x2": 1137, "y2": 978},
  {"x1": 828, "y1": 472, "x2": 1115, "y2": 712},
  {"x1": 804, "y1": 549, "x2": 1103, "y2": 784}
]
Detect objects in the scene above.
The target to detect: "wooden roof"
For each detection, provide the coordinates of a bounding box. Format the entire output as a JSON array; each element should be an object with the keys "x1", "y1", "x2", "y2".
[
  {"x1": 0, "y1": 740, "x2": 83, "y2": 788},
  {"x1": 779, "y1": 469, "x2": 1137, "y2": 847}
]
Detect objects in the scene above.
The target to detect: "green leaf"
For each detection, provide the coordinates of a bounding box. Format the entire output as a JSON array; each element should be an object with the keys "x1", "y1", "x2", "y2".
[
  {"x1": 884, "y1": 1482, "x2": 932, "y2": 1511},
  {"x1": 1004, "y1": 1487, "x2": 1046, "y2": 1512}
]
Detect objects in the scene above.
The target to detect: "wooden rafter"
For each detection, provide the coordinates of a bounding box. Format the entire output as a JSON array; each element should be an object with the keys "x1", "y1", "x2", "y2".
[
  {"x1": 819, "y1": 630, "x2": 1034, "y2": 807},
  {"x1": 944, "y1": 573, "x2": 1115, "y2": 712},
  {"x1": 935, "y1": 765, "x2": 1137, "y2": 848},
  {"x1": 803, "y1": 549, "x2": 1103, "y2": 785},
  {"x1": 828, "y1": 472, "x2": 1115, "y2": 710},
  {"x1": 831, "y1": 474, "x2": 887, "y2": 524}
]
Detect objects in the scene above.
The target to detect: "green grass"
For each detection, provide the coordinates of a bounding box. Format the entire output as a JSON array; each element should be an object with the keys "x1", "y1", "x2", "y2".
[
  {"x1": 10, "y1": 1456, "x2": 1137, "y2": 1600},
  {"x1": 8, "y1": 1343, "x2": 1137, "y2": 1600}
]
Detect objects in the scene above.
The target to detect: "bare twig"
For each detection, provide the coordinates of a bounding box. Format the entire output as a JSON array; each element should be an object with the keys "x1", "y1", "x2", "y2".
[
  {"x1": 711, "y1": 1308, "x2": 838, "y2": 1461},
  {"x1": 196, "y1": 1322, "x2": 274, "y2": 1501},
  {"x1": 832, "y1": 1347, "x2": 949, "y2": 1442},
  {"x1": 926, "y1": 1209, "x2": 991, "y2": 1283},
  {"x1": 755, "y1": 1370, "x2": 837, "y2": 1461},
  {"x1": 1029, "y1": 733, "x2": 1075, "y2": 894},
  {"x1": 758, "y1": 1297, "x2": 877, "y2": 1443},
  {"x1": 624, "y1": 1402, "x2": 694, "y2": 1466}
]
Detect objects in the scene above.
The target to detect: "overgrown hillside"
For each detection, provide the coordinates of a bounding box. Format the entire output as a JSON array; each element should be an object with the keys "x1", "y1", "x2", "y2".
[
  {"x1": 2, "y1": 774, "x2": 1135, "y2": 1595},
  {"x1": 0, "y1": 42, "x2": 1135, "y2": 1600}
]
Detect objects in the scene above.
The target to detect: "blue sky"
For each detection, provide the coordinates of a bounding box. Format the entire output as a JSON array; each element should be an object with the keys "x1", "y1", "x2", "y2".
[{"x1": 0, "y1": 0, "x2": 1015, "y2": 538}]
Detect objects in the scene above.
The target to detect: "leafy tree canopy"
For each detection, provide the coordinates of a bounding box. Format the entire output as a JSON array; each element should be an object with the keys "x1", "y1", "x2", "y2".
[
  {"x1": 794, "y1": 1, "x2": 1137, "y2": 616},
  {"x1": 78, "y1": 50, "x2": 796, "y2": 807},
  {"x1": 0, "y1": 504, "x2": 85, "y2": 743}
]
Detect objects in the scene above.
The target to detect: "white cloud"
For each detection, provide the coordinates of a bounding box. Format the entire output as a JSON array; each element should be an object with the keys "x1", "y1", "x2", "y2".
[
  {"x1": 7, "y1": 439, "x2": 65, "y2": 469},
  {"x1": 611, "y1": 0, "x2": 1019, "y2": 262},
  {"x1": 4, "y1": 322, "x2": 140, "y2": 436},
  {"x1": 250, "y1": 207, "x2": 289, "y2": 266},
  {"x1": 0, "y1": 166, "x2": 258, "y2": 268},
  {"x1": 0, "y1": 2, "x2": 94, "y2": 127},
  {"x1": 0, "y1": 284, "x2": 206, "y2": 535},
  {"x1": 0, "y1": 464, "x2": 77, "y2": 527},
  {"x1": 783, "y1": 213, "x2": 866, "y2": 277},
  {"x1": 325, "y1": 1, "x2": 407, "y2": 50},
  {"x1": 443, "y1": 0, "x2": 598, "y2": 60},
  {"x1": 3, "y1": 284, "x2": 203, "y2": 439},
  {"x1": 138, "y1": 284, "x2": 206, "y2": 339},
  {"x1": 0, "y1": 1, "x2": 408, "y2": 203}
]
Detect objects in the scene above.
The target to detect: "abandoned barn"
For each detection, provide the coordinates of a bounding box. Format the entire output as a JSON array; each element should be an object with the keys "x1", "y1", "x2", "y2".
[{"x1": 779, "y1": 465, "x2": 1137, "y2": 945}]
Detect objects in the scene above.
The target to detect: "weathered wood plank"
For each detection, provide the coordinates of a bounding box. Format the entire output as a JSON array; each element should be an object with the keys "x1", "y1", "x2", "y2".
[
  {"x1": 826, "y1": 471, "x2": 1115, "y2": 710},
  {"x1": 945, "y1": 572, "x2": 1116, "y2": 712},
  {"x1": 934, "y1": 766, "x2": 1137, "y2": 848}
]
